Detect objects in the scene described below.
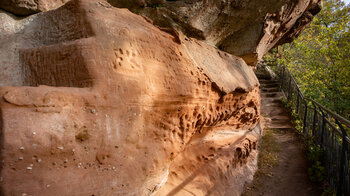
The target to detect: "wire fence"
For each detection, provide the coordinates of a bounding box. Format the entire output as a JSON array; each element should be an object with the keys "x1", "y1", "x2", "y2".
[{"x1": 274, "y1": 64, "x2": 350, "y2": 196}]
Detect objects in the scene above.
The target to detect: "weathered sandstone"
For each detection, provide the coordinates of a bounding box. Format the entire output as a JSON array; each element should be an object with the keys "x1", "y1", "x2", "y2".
[
  {"x1": 0, "y1": 0, "x2": 261, "y2": 195},
  {"x1": 0, "y1": 0, "x2": 69, "y2": 16},
  {"x1": 0, "y1": 0, "x2": 322, "y2": 65},
  {"x1": 107, "y1": 0, "x2": 322, "y2": 65}
]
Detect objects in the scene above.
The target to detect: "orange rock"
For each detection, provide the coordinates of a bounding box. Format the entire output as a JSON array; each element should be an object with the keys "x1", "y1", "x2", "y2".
[{"x1": 0, "y1": 0, "x2": 319, "y2": 195}]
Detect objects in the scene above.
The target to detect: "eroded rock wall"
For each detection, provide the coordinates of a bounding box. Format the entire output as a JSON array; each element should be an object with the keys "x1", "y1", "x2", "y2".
[
  {"x1": 0, "y1": 0, "x2": 69, "y2": 16},
  {"x1": 107, "y1": 0, "x2": 322, "y2": 65},
  {"x1": 0, "y1": 0, "x2": 322, "y2": 65},
  {"x1": 0, "y1": 0, "x2": 261, "y2": 195},
  {"x1": 0, "y1": 0, "x2": 322, "y2": 67}
]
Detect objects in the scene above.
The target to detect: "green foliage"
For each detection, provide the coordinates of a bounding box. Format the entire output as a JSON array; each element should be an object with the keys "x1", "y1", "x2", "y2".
[
  {"x1": 265, "y1": 0, "x2": 350, "y2": 119},
  {"x1": 281, "y1": 97, "x2": 304, "y2": 134},
  {"x1": 321, "y1": 189, "x2": 336, "y2": 196},
  {"x1": 308, "y1": 161, "x2": 325, "y2": 182},
  {"x1": 306, "y1": 140, "x2": 325, "y2": 183}
]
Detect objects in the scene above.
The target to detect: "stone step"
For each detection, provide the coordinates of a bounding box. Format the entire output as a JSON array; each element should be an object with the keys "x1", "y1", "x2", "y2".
[
  {"x1": 262, "y1": 107, "x2": 288, "y2": 116},
  {"x1": 257, "y1": 73, "x2": 295, "y2": 131},
  {"x1": 269, "y1": 116, "x2": 291, "y2": 121},
  {"x1": 256, "y1": 74, "x2": 271, "y2": 80},
  {"x1": 262, "y1": 113, "x2": 291, "y2": 120},
  {"x1": 260, "y1": 83, "x2": 280, "y2": 88},
  {"x1": 261, "y1": 95, "x2": 284, "y2": 99},
  {"x1": 261, "y1": 92, "x2": 281, "y2": 97},
  {"x1": 260, "y1": 87, "x2": 280, "y2": 92},
  {"x1": 262, "y1": 113, "x2": 290, "y2": 119},
  {"x1": 259, "y1": 80, "x2": 280, "y2": 85},
  {"x1": 261, "y1": 92, "x2": 283, "y2": 98},
  {"x1": 266, "y1": 123, "x2": 294, "y2": 129},
  {"x1": 261, "y1": 102, "x2": 283, "y2": 108},
  {"x1": 261, "y1": 98, "x2": 284, "y2": 104},
  {"x1": 267, "y1": 127, "x2": 296, "y2": 133},
  {"x1": 263, "y1": 114, "x2": 291, "y2": 122},
  {"x1": 270, "y1": 118, "x2": 292, "y2": 124},
  {"x1": 264, "y1": 121, "x2": 292, "y2": 128},
  {"x1": 258, "y1": 78, "x2": 279, "y2": 82}
]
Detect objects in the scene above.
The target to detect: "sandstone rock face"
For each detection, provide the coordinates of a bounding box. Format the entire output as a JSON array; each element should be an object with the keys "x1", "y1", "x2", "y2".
[
  {"x1": 108, "y1": 0, "x2": 322, "y2": 65},
  {"x1": 0, "y1": 0, "x2": 69, "y2": 16},
  {"x1": 0, "y1": 0, "x2": 322, "y2": 65},
  {"x1": 0, "y1": 0, "x2": 261, "y2": 195}
]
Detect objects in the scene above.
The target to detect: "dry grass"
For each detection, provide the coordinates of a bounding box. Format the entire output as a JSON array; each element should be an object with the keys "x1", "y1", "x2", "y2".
[
  {"x1": 255, "y1": 129, "x2": 280, "y2": 177},
  {"x1": 242, "y1": 129, "x2": 280, "y2": 195}
]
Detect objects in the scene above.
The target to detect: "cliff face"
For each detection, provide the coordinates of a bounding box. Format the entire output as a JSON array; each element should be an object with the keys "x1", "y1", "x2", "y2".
[
  {"x1": 0, "y1": 0, "x2": 70, "y2": 16},
  {"x1": 0, "y1": 0, "x2": 323, "y2": 65},
  {"x1": 0, "y1": 0, "x2": 322, "y2": 66},
  {"x1": 0, "y1": 0, "x2": 319, "y2": 195},
  {"x1": 106, "y1": 0, "x2": 322, "y2": 65}
]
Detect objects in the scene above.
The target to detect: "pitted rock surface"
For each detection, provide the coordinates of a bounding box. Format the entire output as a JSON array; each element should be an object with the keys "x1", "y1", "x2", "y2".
[
  {"x1": 107, "y1": 0, "x2": 322, "y2": 65},
  {"x1": 1, "y1": 0, "x2": 322, "y2": 65},
  {"x1": 0, "y1": 0, "x2": 322, "y2": 195},
  {"x1": 0, "y1": 0, "x2": 261, "y2": 195}
]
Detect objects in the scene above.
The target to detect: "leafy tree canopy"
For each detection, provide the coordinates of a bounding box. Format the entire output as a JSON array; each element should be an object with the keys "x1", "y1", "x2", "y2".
[{"x1": 264, "y1": 0, "x2": 350, "y2": 119}]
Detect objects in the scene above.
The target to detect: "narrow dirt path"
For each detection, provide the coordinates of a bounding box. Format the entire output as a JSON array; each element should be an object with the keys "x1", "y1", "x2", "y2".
[{"x1": 242, "y1": 71, "x2": 322, "y2": 196}]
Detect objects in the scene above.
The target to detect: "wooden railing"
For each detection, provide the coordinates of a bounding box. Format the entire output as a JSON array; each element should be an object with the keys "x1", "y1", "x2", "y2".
[{"x1": 275, "y1": 64, "x2": 350, "y2": 196}]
